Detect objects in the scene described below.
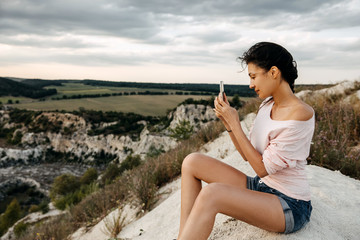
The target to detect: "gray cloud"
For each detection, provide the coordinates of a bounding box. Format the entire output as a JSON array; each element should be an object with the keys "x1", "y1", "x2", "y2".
[
  {"x1": 1, "y1": 0, "x2": 356, "y2": 41},
  {"x1": 119, "y1": 0, "x2": 339, "y2": 16},
  {"x1": 0, "y1": 0, "x2": 359, "y2": 71},
  {"x1": 0, "y1": 35, "x2": 98, "y2": 49},
  {"x1": 0, "y1": 0, "x2": 158, "y2": 39},
  {"x1": 194, "y1": 31, "x2": 240, "y2": 44}
]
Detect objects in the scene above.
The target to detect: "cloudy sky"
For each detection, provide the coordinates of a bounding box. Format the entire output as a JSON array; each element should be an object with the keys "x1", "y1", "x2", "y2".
[{"x1": 0, "y1": 0, "x2": 359, "y2": 85}]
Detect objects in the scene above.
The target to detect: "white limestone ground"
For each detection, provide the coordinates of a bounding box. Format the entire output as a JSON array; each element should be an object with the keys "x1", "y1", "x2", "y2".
[{"x1": 72, "y1": 110, "x2": 360, "y2": 240}]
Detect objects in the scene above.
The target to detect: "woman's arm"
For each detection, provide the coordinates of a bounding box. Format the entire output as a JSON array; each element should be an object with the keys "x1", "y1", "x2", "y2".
[
  {"x1": 214, "y1": 94, "x2": 247, "y2": 161},
  {"x1": 227, "y1": 130, "x2": 247, "y2": 161},
  {"x1": 214, "y1": 93, "x2": 268, "y2": 178},
  {"x1": 228, "y1": 120, "x2": 268, "y2": 177}
]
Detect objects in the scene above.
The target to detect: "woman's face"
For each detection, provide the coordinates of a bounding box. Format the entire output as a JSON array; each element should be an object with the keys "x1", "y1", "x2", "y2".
[{"x1": 247, "y1": 62, "x2": 277, "y2": 99}]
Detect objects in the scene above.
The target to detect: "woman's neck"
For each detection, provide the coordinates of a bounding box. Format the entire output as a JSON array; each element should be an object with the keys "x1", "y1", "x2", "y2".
[{"x1": 271, "y1": 81, "x2": 297, "y2": 108}]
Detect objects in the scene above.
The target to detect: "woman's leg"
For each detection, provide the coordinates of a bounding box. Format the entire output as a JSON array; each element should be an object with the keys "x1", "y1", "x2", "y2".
[
  {"x1": 178, "y1": 152, "x2": 248, "y2": 237},
  {"x1": 179, "y1": 183, "x2": 285, "y2": 240}
]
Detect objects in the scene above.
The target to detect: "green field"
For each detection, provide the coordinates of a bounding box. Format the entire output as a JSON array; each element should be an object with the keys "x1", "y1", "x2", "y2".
[
  {"x1": 14, "y1": 95, "x2": 214, "y2": 116},
  {"x1": 0, "y1": 96, "x2": 30, "y2": 104},
  {"x1": 3, "y1": 82, "x2": 253, "y2": 116}
]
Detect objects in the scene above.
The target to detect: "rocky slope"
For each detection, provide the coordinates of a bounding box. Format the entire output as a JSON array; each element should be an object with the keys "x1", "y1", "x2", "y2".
[
  {"x1": 0, "y1": 103, "x2": 216, "y2": 239},
  {"x1": 0, "y1": 104, "x2": 216, "y2": 168}
]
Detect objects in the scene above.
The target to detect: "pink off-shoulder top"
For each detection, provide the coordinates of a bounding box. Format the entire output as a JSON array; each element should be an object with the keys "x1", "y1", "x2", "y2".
[{"x1": 249, "y1": 98, "x2": 315, "y2": 201}]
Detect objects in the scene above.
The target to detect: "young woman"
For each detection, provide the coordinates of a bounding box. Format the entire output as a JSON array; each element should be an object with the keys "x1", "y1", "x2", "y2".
[{"x1": 177, "y1": 42, "x2": 314, "y2": 240}]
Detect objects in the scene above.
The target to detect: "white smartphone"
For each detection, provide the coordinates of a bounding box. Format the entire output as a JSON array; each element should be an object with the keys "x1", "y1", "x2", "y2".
[{"x1": 220, "y1": 81, "x2": 224, "y2": 98}]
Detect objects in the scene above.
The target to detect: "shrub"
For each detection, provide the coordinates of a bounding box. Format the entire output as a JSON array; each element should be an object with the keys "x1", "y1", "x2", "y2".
[
  {"x1": 100, "y1": 163, "x2": 121, "y2": 186},
  {"x1": 308, "y1": 100, "x2": 360, "y2": 179},
  {"x1": 70, "y1": 178, "x2": 127, "y2": 228},
  {"x1": 146, "y1": 144, "x2": 165, "y2": 158},
  {"x1": 194, "y1": 120, "x2": 224, "y2": 144},
  {"x1": 101, "y1": 204, "x2": 126, "y2": 238},
  {"x1": 230, "y1": 94, "x2": 244, "y2": 109},
  {"x1": 50, "y1": 174, "x2": 80, "y2": 201},
  {"x1": 14, "y1": 221, "x2": 29, "y2": 238},
  {"x1": 54, "y1": 192, "x2": 79, "y2": 210},
  {"x1": 0, "y1": 198, "x2": 22, "y2": 236},
  {"x1": 119, "y1": 154, "x2": 141, "y2": 174},
  {"x1": 93, "y1": 150, "x2": 117, "y2": 165},
  {"x1": 54, "y1": 183, "x2": 98, "y2": 210},
  {"x1": 80, "y1": 168, "x2": 98, "y2": 185},
  {"x1": 29, "y1": 204, "x2": 40, "y2": 213},
  {"x1": 169, "y1": 120, "x2": 194, "y2": 140},
  {"x1": 17, "y1": 213, "x2": 75, "y2": 240},
  {"x1": 38, "y1": 200, "x2": 50, "y2": 214},
  {"x1": 129, "y1": 167, "x2": 159, "y2": 211}
]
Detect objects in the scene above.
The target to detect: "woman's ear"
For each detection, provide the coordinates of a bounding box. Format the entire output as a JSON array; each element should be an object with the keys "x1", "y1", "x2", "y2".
[{"x1": 270, "y1": 66, "x2": 280, "y2": 79}]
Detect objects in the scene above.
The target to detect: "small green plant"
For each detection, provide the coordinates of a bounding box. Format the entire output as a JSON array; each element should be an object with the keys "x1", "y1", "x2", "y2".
[
  {"x1": 101, "y1": 163, "x2": 121, "y2": 186},
  {"x1": 54, "y1": 182, "x2": 98, "y2": 210},
  {"x1": 230, "y1": 94, "x2": 244, "y2": 109},
  {"x1": 50, "y1": 174, "x2": 80, "y2": 201},
  {"x1": 14, "y1": 221, "x2": 29, "y2": 238},
  {"x1": 102, "y1": 203, "x2": 126, "y2": 238},
  {"x1": 169, "y1": 120, "x2": 194, "y2": 140},
  {"x1": 119, "y1": 154, "x2": 141, "y2": 174},
  {"x1": 146, "y1": 144, "x2": 165, "y2": 158},
  {"x1": 80, "y1": 168, "x2": 98, "y2": 185},
  {"x1": 28, "y1": 199, "x2": 50, "y2": 214},
  {"x1": 0, "y1": 198, "x2": 22, "y2": 236},
  {"x1": 129, "y1": 168, "x2": 159, "y2": 211}
]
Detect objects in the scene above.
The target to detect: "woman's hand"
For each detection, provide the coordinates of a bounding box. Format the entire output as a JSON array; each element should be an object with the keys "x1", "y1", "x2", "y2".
[{"x1": 214, "y1": 93, "x2": 240, "y2": 131}]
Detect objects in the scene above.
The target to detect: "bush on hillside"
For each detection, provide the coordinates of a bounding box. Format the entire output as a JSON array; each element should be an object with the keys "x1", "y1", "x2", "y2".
[
  {"x1": 308, "y1": 99, "x2": 360, "y2": 179},
  {"x1": 129, "y1": 167, "x2": 159, "y2": 211},
  {"x1": 100, "y1": 163, "x2": 121, "y2": 186},
  {"x1": 146, "y1": 144, "x2": 165, "y2": 158},
  {"x1": 0, "y1": 199, "x2": 22, "y2": 237},
  {"x1": 14, "y1": 221, "x2": 29, "y2": 238},
  {"x1": 50, "y1": 174, "x2": 81, "y2": 201},
  {"x1": 169, "y1": 120, "x2": 194, "y2": 140},
  {"x1": 54, "y1": 183, "x2": 98, "y2": 210},
  {"x1": 80, "y1": 168, "x2": 98, "y2": 185},
  {"x1": 70, "y1": 178, "x2": 128, "y2": 228},
  {"x1": 119, "y1": 154, "x2": 142, "y2": 174},
  {"x1": 17, "y1": 213, "x2": 75, "y2": 240}
]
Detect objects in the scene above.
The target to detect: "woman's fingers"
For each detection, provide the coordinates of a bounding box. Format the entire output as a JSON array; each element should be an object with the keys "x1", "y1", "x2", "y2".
[
  {"x1": 223, "y1": 93, "x2": 229, "y2": 105},
  {"x1": 214, "y1": 97, "x2": 222, "y2": 109},
  {"x1": 218, "y1": 93, "x2": 230, "y2": 106}
]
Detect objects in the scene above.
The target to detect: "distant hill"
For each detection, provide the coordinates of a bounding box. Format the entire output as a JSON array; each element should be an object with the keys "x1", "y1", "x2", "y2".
[
  {"x1": 0, "y1": 77, "x2": 57, "y2": 98},
  {"x1": 81, "y1": 79, "x2": 257, "y2": 97},
  {"x1": 1, "y1": 76, "x2": 334, "y2": 100},
  {"x1": 21, "y1": 79, "x2": 63, "y2": 88},
  {"x1": 2, "y1": 77, "x2": 258, "y2": 97}
]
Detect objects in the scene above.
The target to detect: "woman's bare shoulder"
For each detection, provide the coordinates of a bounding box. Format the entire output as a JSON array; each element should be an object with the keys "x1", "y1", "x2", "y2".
[{"x1": 291, "y1": 101, "x2": 314, "y2": 121}]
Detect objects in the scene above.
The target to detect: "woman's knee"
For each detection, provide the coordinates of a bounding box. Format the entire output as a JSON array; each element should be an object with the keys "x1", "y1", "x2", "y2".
[
  {"x1": 195, "y1": 183, "x2": 223, "y2": 213},
  {"x1": 182, "y1": 152, "x2": 203, "y2": 173}
]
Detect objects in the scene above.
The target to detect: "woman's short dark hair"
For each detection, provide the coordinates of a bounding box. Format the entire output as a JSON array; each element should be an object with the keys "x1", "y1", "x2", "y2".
[{"x1": 238, "y1": 42, "x2": 298, "y2": 93}]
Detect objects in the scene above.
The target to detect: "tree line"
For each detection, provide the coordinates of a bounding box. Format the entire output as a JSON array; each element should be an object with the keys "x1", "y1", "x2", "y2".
[{"x1": 0, "y1": 77, "x2": 57, "y2": 99}]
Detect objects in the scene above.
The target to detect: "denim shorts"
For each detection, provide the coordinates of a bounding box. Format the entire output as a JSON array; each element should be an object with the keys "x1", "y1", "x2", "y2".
[{"x1": 246, "y1": 176, "x2": 312, "y2": 234}]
